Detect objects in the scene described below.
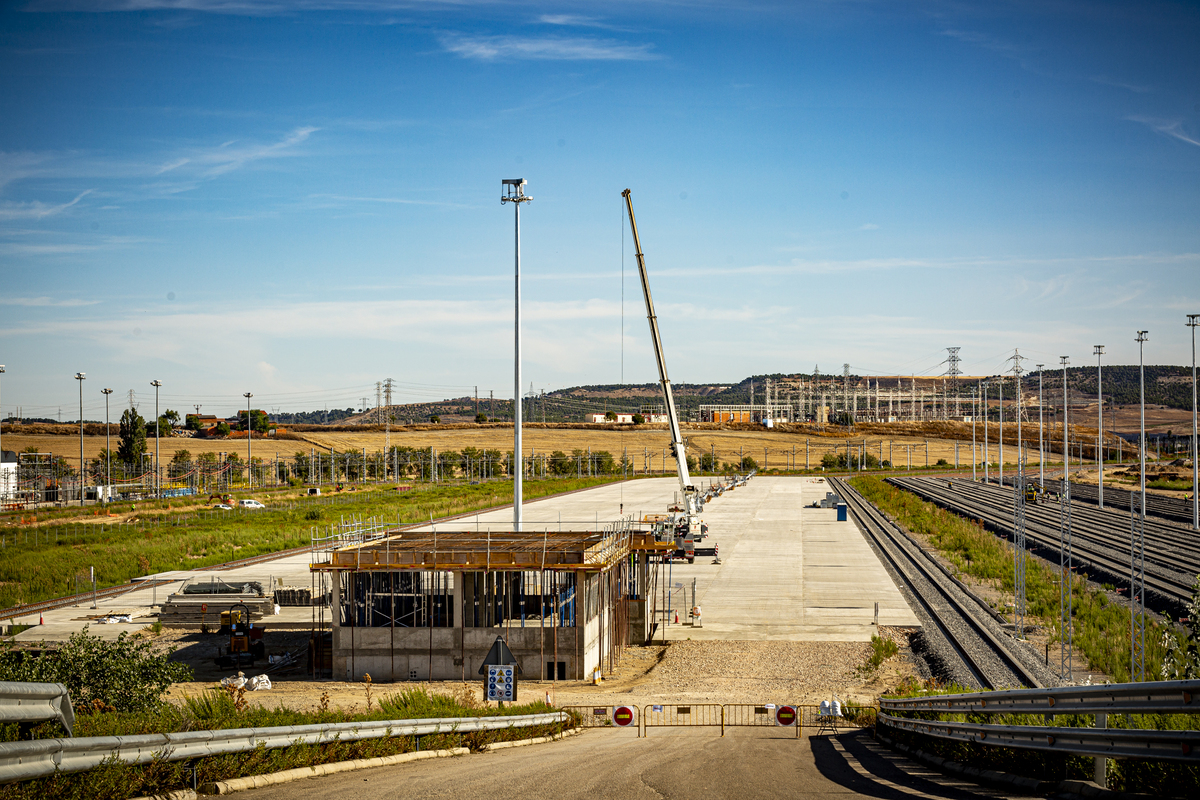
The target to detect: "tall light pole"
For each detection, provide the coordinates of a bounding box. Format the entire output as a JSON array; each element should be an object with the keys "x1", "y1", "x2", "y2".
[
  {"x1": 502, "y1": 178, "x2": 532, "y2": 531},
  {"x1": 150, "y1": 380, "x2": 162, "y2": 498},
  {"x1": 998, "y1": 374, "x2": 1004, "y2": 486},
  {"x1": 1036, "y1": 365, "x2": 1045, "y2": 490},
  {"x1": 1133, "y1": 330, "x2": 1149, "y2": 682},
  {"x1": 75, "y1": 373, "x2": 86, "y2": 506},
  {"x1": 244, "y1": 392, "x2": 253, "y2": 490},
  {"x1": 1188, "y1": 315, "x2": 1198, "y2": 532},
  {"x1": 1060, "y1": 357, "x2": 1069, "y2": 485},
  {"x1": 1094, "y1": 345, "x2": 1105, "y2": 509},
  {"x1": 102, "y1": 388, "x2": 113, "y2": 501},
  {"x1": 982, "y1": 379, "x2": 989, "y2": 483},
  {"x1": 971, "y1": 386, "x2": 977, "y2": 482}
]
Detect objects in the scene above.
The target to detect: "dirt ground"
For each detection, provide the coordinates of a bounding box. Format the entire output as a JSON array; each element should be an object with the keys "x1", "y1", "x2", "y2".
[{"x1": 162, "y1": 628, "x2": 920, "y2": 713}]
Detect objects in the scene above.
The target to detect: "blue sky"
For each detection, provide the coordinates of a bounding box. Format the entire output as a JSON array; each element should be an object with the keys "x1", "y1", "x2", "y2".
[{"x1": 1, "y1": 1, "x2": 1198, "y2": 420}]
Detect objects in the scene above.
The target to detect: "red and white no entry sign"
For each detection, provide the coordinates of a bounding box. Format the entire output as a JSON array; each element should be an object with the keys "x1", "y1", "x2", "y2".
[
  {"x1": 613, "y1": 706, "x2": 636, "y2": 727},
  {"x1": 775, "y1": 705, "x2": 798, "y2": 727}
]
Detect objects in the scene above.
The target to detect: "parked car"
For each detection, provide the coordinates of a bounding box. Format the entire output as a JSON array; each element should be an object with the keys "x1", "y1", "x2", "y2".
[
  {"x1": 239, "y1": 499, "x2": 266, "y2": 510},
  {"x1": 213, "y1": 503, "x2": 233, "y2": 510}
]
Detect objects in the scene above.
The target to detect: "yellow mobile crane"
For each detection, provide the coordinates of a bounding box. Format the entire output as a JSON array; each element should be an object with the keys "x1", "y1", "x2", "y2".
[{"x1": 623, "y1": 189, "x2": 706, "y2": 563}]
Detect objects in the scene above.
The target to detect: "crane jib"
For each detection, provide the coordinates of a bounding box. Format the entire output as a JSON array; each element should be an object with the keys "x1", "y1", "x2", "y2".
[{"x1": 622, "y1": 188, "x2": 694, "y2": 495}]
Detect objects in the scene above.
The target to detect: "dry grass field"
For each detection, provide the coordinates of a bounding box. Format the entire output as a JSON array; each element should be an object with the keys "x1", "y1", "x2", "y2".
[{"x1": 3, "y1": 424, "x2": 1055, "y2": 472}]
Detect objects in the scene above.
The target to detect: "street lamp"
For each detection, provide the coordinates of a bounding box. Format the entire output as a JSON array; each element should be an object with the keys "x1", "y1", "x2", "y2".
[
  {"x1": 150, "y1": 380, "x2": 162, "y2": 498},
  {"x1": 997, "y1": 375, "x2": 1004, "y2": 486},
  {"x1": 1136, "y1": 333, "x2": 1147, "y2": 499},
  {"x1": 101, "y1": 388, "x2": 113, "y2": 502},
  {"x1": 1188, "y1": 315, "x2": 1199, "y2": 532},
  {"x1": 1094, "y1": 345, "x2": 1105, "y2": 509},
  {"x1": 502, "y1": 178, "x2": 532, "y2": 531},
  {"x1": 1060, "y1": 357, "x2": 1069, "y2": 484},
  {"x1": 75, "y1": 373, "x2": 85, "y2": 506},
  {"x1": 244, "y1": 392, "x2": 253, "y2": 490}
]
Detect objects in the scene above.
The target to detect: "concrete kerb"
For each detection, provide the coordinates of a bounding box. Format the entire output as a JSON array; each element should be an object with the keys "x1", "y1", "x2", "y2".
[
  {"x1": 189, "y1": 727, "x2": 582, "y2": 796},
  {"x1": 875, "y1": 731, "x2": 1156, "y2": 800}
]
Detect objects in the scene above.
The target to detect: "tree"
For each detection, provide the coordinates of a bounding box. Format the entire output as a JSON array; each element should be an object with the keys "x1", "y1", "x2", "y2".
[
  {"x1": 429, "y1": 414, "x2": 440, "y2": 424},
  {"x1": 214, "y1": 421, "x2": 231, "y2": 437},
  {"x1": 699, "y1": 452, "x2": 718, "y2": 473},
  {"x1": 184, "y1": 414, "x2": 203, "y2": 431},
  {"x1": 740, "y1": 455, "x2": 759, "y2": 472},
  {"x1": 238, "y1": 409, "x2": 270, "y2": 433},
  {"x1": 475, "y1": 412, "x2": 487, "y2": 423},
  {"x1": 604, "y1": 411, "x2": 617, "y2": 422},
  {"x1": 117, "y1": 407, "x2": 147, "y2": 464},
  {"x1": 170, "y1": 449, "x2": 191, "y2": 466},
  {"x1": 631, "y1": 413, "x2": 645, "y2": 425}
]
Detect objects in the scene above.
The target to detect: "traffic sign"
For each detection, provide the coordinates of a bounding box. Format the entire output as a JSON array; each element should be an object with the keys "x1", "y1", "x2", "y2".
[
  {"x1": 486, "y1": 664, "x2": 516, "y2": 702},
  {"x1": 612, "y1": 706, "x2": 636, "y2": 727},
  {"x1": 775, "y1": 705, "x2": 798, "y2": 727}
]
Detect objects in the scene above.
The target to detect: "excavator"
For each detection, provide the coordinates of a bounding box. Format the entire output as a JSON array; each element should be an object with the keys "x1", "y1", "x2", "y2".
[{"x1": 623, "y1": 189, "x2": 708, "y2": 563}]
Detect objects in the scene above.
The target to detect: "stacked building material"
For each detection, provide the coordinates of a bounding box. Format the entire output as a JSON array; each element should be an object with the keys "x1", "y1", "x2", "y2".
[{"x1": 159, "y1": 594, "x2": 275, "y2": 625}]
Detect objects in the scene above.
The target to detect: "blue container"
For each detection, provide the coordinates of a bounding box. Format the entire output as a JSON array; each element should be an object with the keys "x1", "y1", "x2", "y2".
[{"x1": 836, "y1": 503, "x2": 848, "y2": 522}]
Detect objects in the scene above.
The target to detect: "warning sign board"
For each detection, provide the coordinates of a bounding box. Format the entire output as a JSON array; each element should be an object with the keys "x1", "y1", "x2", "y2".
[
  {"x1": 775, "y1": 705, "x2": 798, "y2": 727},
  {"x1": 612, "y1": 706, "x2": 636, "y2": 727},
  {"x1": 486, "y1": 665, "x2": 516, "y2": 702}
]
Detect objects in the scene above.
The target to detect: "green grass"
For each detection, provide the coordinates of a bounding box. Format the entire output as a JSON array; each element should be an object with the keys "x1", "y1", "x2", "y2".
[
  {"x1": 1148, "y1": 478, "x2": 1193, "y2": 491},
  {"x1": 0, "y1": 476, "x2": 618, "y2": 610},
  {"x1": 1, "y1": 688, "x2": 569, "y2": 800},
  {"x1": 859, "y1": 634, "x2": 899, "y2": 674},
  {"x1": 849, "y1": 476, "x2": 1176, "y2": 683}
]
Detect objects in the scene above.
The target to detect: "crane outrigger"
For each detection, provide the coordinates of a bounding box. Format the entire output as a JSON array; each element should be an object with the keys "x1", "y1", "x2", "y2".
[{"x1": 623, "y1": 189, "x2": 706, "y2": 562}]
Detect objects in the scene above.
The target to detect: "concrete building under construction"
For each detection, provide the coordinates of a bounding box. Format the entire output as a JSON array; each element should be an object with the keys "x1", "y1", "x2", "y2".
[{"x1": 309, "y1": 524, "x2": 672, "y2": 683}]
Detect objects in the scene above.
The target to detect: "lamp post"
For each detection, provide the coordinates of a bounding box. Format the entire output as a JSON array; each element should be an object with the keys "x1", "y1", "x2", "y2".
[
  {"x1": 1136, "y1": 333, "x2": 1147, "y2": 499},
  {"x1": 1094, "y1": 345, "x2": 1105, "y2": 509},
  {"x1": 102, "y1": 388, "x2": 113, "y2": 502},
  {"x1": 75, "y1": 373, "x2": 85, "y2": 506},
  {"x1": 982, "y1": 379, "x2": 989, "y2": 483},
  {"x1": 1134, "y1": 331, "x2": 1148, "y2": 682},
  {"x1": 244, "y1": 392, "x2": 253, "y2": 490},
  {"x1": 998, "y1": 375, "x2": 1004, "y2": 486},
  {"x1": 150, "y1": 380, "x2": 162, "y2": 498},
  {"x1": 1036, "y1": 365, "x2": 1044, "y2": 489},
  {"x1": 971, "y1": 386, "x2": 977, "y2": 481},
  {"x1": 1188, "y1": 315, "x2": 1199, "y2": 532},
  {"x1": 502, "y1": 178, "x2": 532, "y2": 532},
  {"x1": 1060, "y1": 357, "x2": 1069, "y2": 486}
]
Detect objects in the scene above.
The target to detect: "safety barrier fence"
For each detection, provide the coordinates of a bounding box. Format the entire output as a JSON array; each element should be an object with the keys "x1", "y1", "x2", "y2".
[
  {"x1": 0, "y1": 682, "x2": 74, "y2": 737},
  {"x1": 877, "y1": 679, "x2": 1200, "y2": 780},
  {"x1": 562, "y1": 703, "x2": 876, "y2": 738},
  {"x1": 0, "y1": 711, "x2": 566, "y2": 785}
]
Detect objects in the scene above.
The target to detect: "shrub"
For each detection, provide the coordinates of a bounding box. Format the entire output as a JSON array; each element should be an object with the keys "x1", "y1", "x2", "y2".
[{"x1": 0, "y1": 628, "x2": 192, "y2": 714}]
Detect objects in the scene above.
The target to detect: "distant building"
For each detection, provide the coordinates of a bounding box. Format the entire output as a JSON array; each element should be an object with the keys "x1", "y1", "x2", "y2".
[{"x1": 587, "y1": 413, "x2": 668, "y2": 424}]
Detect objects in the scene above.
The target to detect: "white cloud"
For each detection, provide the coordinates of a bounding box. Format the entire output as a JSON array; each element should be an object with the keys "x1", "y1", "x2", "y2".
[
  {"x1": 0, "y1": 296, "x2": 100, "y2": 307},
  {"x1": 1126, "y1": 116, "x2": 1200, "y2": 148},
  {"x1": 440, "y1": 34, "x2": 659, "y2": 62},
  {"x1": 0, "y1": 190, "x2": 92, "y2": 220}
]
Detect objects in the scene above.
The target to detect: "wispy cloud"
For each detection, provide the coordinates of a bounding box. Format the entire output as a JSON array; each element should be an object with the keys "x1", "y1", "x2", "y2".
[
  {"x1": 306, "y1": 193, "x2": 468, "y2": 209},
  {"x1": 537, "y1": 14, "x2": 629, "y2": 32},
  {"x1": 1090, "y1": 75, "x2": 1153, "y2": 94},
  {"x1": 194, "y1": 125, "x2": 319, "y2": 176},
  {"x1": 0, "y1": 190, "x2": 92, "y2": 220},
  {"x1": 440, "y1": 33, "x2": 660, "y2": 62},
  {"x1": 1126, "y1": 116, "x2": 1200, "y2": 148},
  {"x1": 0, "y1": 296, "x2": 99, "y2": 307}
]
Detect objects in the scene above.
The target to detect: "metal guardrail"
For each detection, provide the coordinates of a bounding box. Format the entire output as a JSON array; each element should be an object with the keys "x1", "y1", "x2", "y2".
[
  {"x1": 879, "y1": 680, "x2": 1200, "y2": 716},
  {"x1": 878, "y1": 680, "x2": 1200, "y2": 765},
  {"x1": 0, "y1": 682, "x2": 74, "y2": 736},
  {"x1": 879, "y1": 713, "x2": 1200, "y2": 762},
  {"x1": 0, "y1": 711, "x2": 565, "y2": 785}
]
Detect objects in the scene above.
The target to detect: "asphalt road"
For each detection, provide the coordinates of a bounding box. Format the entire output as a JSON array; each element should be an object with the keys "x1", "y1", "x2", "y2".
[{"x1": 238, "y1": 728, "x2": 1024, "y2": 800}]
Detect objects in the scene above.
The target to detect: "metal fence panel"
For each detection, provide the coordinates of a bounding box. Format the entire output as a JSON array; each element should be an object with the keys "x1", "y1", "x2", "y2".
[
  {"x1": 642, "y1": 704, "x2": 723, "y2": 735},
  {"x1": 722, "y1": 704, "x2": 801, "y2": 737},
  {"x1": 0, "y1": 682, "x2": 74, "y2": 736},
  {"x1": 0, "y1": 712, "x2": 565, "y2": 785}
]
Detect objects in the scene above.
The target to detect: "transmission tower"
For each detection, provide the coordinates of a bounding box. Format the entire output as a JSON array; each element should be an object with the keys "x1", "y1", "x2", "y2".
[
  {"x1": 946, "y1": 347, "x2": 962, "y2": 417},
  {"x1": 375, "y1": 382, "x2": 383, "y2": 425},
  {"x1": 384, "y1": 378, "x2": 395, "y2": 456},
  {"x1": 843, "y1": 364, "x2": 850, "y2": 423}
]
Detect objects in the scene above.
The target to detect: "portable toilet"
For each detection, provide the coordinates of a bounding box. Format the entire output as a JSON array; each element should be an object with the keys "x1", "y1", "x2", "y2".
[{"x1": 836, "y1": 503, "x2": 848, "y2": 522}]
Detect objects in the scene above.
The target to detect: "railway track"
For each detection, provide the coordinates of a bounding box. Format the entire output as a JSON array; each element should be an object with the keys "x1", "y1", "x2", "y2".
[
  {"x1": 1052, "y1": 479, "x2": 1196, "y2": 528},
  {"x1": 829, "y1": 478, "x2": 1047, "y2": 690},
  {"x1": 889, "y1": 477, "x2": 1199, "y2": 612}
]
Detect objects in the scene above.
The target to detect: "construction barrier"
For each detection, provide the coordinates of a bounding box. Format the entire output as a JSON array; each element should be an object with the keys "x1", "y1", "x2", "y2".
[
  {"x1": 562, "y1": 706, "x2": 640, "y2": 734},
  {"x1": 562, "y1": 703, "x2": 876, "y2": 737},
  {"x1": 643, "y1": 704, "x2": 724, "y2": 735}
]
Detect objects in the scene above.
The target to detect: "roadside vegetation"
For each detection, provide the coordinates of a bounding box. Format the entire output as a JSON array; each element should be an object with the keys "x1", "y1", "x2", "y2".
[
  {"x1": 849, "y1": 476, "x2": 1178, "y2": 683},
  {"x1": 0, "y1": 476, "x2": 618, "y2": 610},
  {"x1": 0, "y1": 628, "x2": 567, "y2": 800}
]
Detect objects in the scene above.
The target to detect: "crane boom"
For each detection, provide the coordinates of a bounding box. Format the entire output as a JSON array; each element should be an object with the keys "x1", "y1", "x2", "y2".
[{"x1": 623, "y1": 189, "x2": 698, "y2": 511}]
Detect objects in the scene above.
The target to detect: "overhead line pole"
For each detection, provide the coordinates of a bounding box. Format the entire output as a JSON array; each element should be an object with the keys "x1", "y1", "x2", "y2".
[
  {"x1": 1095, "y1": 346, "x2": 1105, "y2": 509},
  {"x1": 1188, "y1": 315, "x2": 1199, "y2": 532},
  {"x1": 1036, "y1": 365, "x2": 1044, "y2": 490},
  {"x1": 502, "y1": 179, "x2": 532, "y2": 532},
  {"x1": 75, "y1": 372, "x2": 86, "y2": 506}
]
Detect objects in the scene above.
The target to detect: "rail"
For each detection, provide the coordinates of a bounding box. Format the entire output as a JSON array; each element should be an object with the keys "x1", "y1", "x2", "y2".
[
  {"x1": 879, "y1": 680, "x2": 1200, "y2": 764},
  {"x1": 0, "y1": 711, "x2": 566, "y2": 785}
]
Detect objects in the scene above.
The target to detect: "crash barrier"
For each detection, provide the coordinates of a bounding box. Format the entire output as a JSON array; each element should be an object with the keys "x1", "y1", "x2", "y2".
[
  {"x1": 563, "y1": 703, "x2": 875, "y2": 737},
  {"x1": 0, "y1": 682, "x2": 74, "y2": 737},
  {"x1": 0, "y1": 711, "x2": 566, "y2": 785},
  {"x1": 878, "y1": 679, "x2": 1200, "y2": 785}
]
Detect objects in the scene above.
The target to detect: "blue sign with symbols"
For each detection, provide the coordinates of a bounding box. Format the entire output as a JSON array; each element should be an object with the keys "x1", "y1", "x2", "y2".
[{"x1": 486, "y1": 665, "x2": 515, "y2": 702}]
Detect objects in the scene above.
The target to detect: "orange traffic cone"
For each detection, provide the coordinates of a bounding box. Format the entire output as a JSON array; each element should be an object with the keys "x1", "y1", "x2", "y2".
[
  {"x1": 674, "y1": 611, "x2": 679, "y2": 624},
  {"x1": 39, "y1": 614, "x2": 44, "y2": 625}
]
